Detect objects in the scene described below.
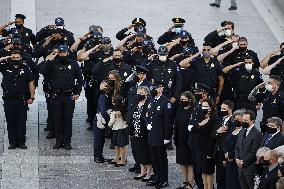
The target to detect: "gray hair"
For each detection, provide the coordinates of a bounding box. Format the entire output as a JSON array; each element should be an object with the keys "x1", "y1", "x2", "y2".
[
  {"x1": 256, "y1": 147, "x2": 270, "y2": 158},
  {"x1": 137, "y1": 86, "x2": 150, "y2": 95},
  {"x1": 267, "y1": 117, "x2": 283, "y2": 128},
  {"x1": 232, "y1": 109, "x2": 245, "y2": 119}
]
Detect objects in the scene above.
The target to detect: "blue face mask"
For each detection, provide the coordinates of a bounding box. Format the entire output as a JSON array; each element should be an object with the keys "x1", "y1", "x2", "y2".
[{"x1": 175, "y1": 27, "x2": 182, "y2": 34}]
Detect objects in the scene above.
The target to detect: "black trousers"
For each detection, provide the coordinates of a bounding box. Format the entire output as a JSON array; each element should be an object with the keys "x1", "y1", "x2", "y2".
[
  {"x1": 93, "y1": 124, "x2": 105, "y2": 160},
  {"x1": 85, "y1": 85, "x2": 97, "y2": 123},
  {"x1": 4, "y1": 99, "x2": 27, "y2": 144},
  {"x1": 130, "y1": 136, "x2": 139, "y2": 168},
  {"x1": 150, "y1": 145, "x2": 168, "y2": 183},
  {"x1": 46, "y1": 96, "x2": 54, "y2": 132},
  {"x1": 51, "y1": 95, "x2": 75, "y2": 145},
  {"x1": 215, "y1": 150, "x2": 226, "y2": 189},
  {"x1": 192, "y1": 149, "x2": 204, "y2": 189}
]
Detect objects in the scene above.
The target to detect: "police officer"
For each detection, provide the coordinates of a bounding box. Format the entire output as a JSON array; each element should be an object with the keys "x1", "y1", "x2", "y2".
[
  {"x1": 40, "y1": 45, "x2": 83, "y2": 150},
  {"x1": 223, "y1": 55, "x2": 263, "y2": 113},
  {"x1": 158, "y1": 17, "x2": 190, "y2": 45},
  {"x1": 168, "y1": 30, "x2": 197, "y2": 59},
  {"x1": 116, "y1": 18, "x2": 147, "y2": 40},
  {"x1": 190, "y1": 42, "x2": 224, "y2": 103},
  {"x1": 0, "y1": 14, "x2": 36, "y2": 47},
  {"x1": 36, "y1": 17, "x2": 75, "y2": 46},
  {"x1": 0, "y1": 50, "x2": 35, "y2": 149},
  {"x1": 146, "y1": 45, "x2": 182, "y2": 105},
  {"x1": 249, "y1": 75, "x2": 284, "y2": 134},
  {"x1": 145, "y1": 81, "x2": 173, "y2": 188}
]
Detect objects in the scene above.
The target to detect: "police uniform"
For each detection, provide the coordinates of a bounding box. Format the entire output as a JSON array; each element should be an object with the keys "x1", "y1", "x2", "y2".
[
  {"x1": 146, "y1": 81, "x2": 173, "y2": 187},
  {"x1": 35, "y1": 17, "x2": 75, "y2": 46},
  {"x1": 116, "y1": 18, "x2": 147, "y2": 40},
  {"x1": 40, "y1": 45, "x2": 83, "y2": 149},
  {"x1": 1, "y1": 14, "x2": 36, "y2": 47},
  {"x1": 168, "y1": 30, "x2": 197, "y2": 58},
  {"x1": 253, "y1": 89, "x2": 284, "y2": 134},
  {"x1": 147, "y1": 46, "x2": 182, "y2": 101},
  {"x1": 229, "y1": 66, "x2": 263, "y2": 112},
  {"x1": 191, "y1": 56, "x2": 223, "y2": 98},
  {"x1": 224, "y1": 48, "x2": 260, "y2": 68},
  {"x1": 157, "y1": 18, "x2": 193, "y2": 45},
  {"x1": 0, "y1": 59, "x2": 34, "y2": 148}
]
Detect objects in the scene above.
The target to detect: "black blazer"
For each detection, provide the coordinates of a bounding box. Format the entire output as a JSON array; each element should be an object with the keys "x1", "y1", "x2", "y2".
[
  {"x1": 235, "y1": 127, "x2": 263, "y2": 175},
  {"x1": 261, "y1": 132, "x2": 284, "y2": 150},
  {"x1": 258, "y1": 165, "x2": 279, "y2": 189}
]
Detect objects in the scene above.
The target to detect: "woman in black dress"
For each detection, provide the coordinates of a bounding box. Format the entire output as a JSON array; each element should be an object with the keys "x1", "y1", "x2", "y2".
[
  {"x1": 223, "y1": 109, "x2": 243, "y2": 189},
  {"x1": 191, "y1": 98, "x2": 217, "y2": 189},
  {"x1": 174, "y1": 91, "x2": 195, "y2": 189},
  {"x1": 127, "y1": 86, "x2": 152, "y2": 181}
]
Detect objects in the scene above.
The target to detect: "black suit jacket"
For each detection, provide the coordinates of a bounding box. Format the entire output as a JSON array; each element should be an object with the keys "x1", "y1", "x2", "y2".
[
  {"x1": 261, "y1": 132, "x2": 284, "y2": 150},
  {"x1": 235, "y1": 127, "x2": 263, "y2": 175},
  {"x1": 258, "y1": 165, "x2": 279, "y2": 189}
]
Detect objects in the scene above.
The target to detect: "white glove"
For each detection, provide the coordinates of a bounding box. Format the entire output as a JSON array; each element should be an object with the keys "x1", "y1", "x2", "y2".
[
  {"x1": 188, "y1": 125, "x2": 193, "y2": 131},
  {"x1": 147, "y1": 124, "x2": 152, "y2": 130},
  {"x1": 164, "y1": 140, "x2": 171, "y2": 145},
  {"x1": 125, "y1": 73, "x2": 134, "y2": 82}
]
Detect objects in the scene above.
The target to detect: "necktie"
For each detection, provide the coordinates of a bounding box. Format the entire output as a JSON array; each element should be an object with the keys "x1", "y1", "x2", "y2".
[
  {"x1": 243, "y1": 128, "x2": 248, "y2": 138},
  {"x1": 264, "y1": 134, "x2": 272, "y2": 145}
]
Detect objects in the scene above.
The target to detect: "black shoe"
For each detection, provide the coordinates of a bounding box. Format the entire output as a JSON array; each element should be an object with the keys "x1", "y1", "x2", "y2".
[
  {"x1": 158, "y1": 182, "x2": 169, "y2": 188},
  {"x1": 133, "y1": 174, "x2": 147, "y2": 180},
  {"x1": 8, "y1": 144, "x2": 17, "y2": 149},
  {"x1": 17, "y1": 144, "x2": 27, "y2": 149},
  {"x1": 109, "y1": 144, "x2": 115, "y2": 149},
  {"x1": 53, "y1": 143, "x2": 63, "y2": 149},
  {"x1": 64, "y1": 144, "x2": 72, "y2": 150},
  {"x1": 94, "y1": 158, "x2": 105, "y2": 163},
  {"x1": 142, "y1": 175, "x2": 152, "y2": 182},
  {"x1": 87, "y1": 126, "x2": 93, "y2": 131},
  {"x1": 146, "y1": 180, "x2": 158, "y2": 186},
  {"x1": 46, "y1": 131, "x2": 55, "y2": 139},
  {"x1": 228, "y1": 6, "x2": 237, "y2": 10},
  {"x1": 209, "y1": 3, "x2": 220, "y2": 7}
]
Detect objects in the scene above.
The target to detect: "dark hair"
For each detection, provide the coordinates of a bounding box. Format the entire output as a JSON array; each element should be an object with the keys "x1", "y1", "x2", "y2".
[
  {"x1": 270, "y1": 75, "x2": 282, "y2": 83},
  {"x1": 243, "y1": 109, "x2": 256, "y2": 121},
  {"x1": 224, "y1": 21, "x2": 235, "y2": 30},
  {"x1": 244, "y1": 55, "x2": 253, "y2": 61},
  {"x1": 280, "y1": 42, "x2": 284, "y2": 48},
  {"x1": 238, "y1": 37, "x2": 248, "y2": 43},
  {"x1": 112, "y1": 94, "x2": 126, "y2": 118},
  {"x1": 202, "y1": 98, "x2": 217, "y2": 117},
  {"x1": 203, "y1": 42, "x2": 212, "y2": 47},
  {"x1": 222, "y1": 100, "x2": 234, "y2": 110},
  {"x1": 11, "y1": 50, "x2": 22, "y2": 56},
  {"x1": 180, "y1": 91, "x2": 195, "y2": 107}
]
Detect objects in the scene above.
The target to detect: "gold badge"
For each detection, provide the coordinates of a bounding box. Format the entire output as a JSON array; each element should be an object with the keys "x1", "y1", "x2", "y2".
[
  {"x1": 251, "y1": 75, "x2": 254, "y2": 79},
  {"x1": 211, "y1": 63, "x2": 214, "y2": 68},
  {"x1": 157, "y1": 106, "x2": 161, "y2": 110}
]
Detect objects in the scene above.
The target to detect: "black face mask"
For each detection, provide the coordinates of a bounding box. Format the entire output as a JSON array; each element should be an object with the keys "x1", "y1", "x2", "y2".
[
  {"x1": 220, "y1": 110, "x2": 228, "y2": 117},
  {"x1": 108, "y1": 80, "x2": 115, "y2": 88},
  {"x1": 267, "y1": 127, "x2": 278, "y2": 134},
  {"x1": 113, "y1": 58, "x2": 122, "y2": 63},
  {"x1": 239, "y1": 47, "x2": 247, "y2": 52},
  {"x1": 150, "y1": 89, "x2": 158, "y2": 97},
  {"x1": 262, "y1": 160, "x2": 271, "y2": 167},
  {"x1": 15, "y1": 24, "x2": 23, "y2": 29},
  {"x1": 11, "y1": 60, "x2": 21, "y2": 66},
  {"x1": 195, "y1": 93, "x2": 203, "y2": 101},
  {"x1": 133, "y1": 74, "x2": 140, "y2": 82},
  {"x1": 180, "y1": 40, "x2": 189, "y2": 46},
  {"x1": 137, "y1": 94, "x2": 146, "y2": 102},
  {"x1": 242, "y1": 122, "x2": 250, "y2": 128},
  {"x1": 57, "y1": 56, "x2": 68, "y2": 63},
  {"x1": 180, "y1": 100, "x2": 190, "y2": 107},
  {"x1": 233, "y1": 120, "x2": 242, "y2": 128},
  {"x1": 201, "y1": 108, "x2": 210, "y2": 117}
]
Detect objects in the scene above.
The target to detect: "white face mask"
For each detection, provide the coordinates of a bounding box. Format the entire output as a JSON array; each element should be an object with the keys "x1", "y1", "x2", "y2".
[
  {"x1": 225, "y1": 29, "x2": 232, "y2": 37},
  {"x1": 159, "y1": 55, "x2": 167, "y2": 62},
  {"x1": 175, "y1": 27, "x2": 182, "y2": 34},
  {"x1": 266, "y1": 84, "x2": 273, "y2": 92},
  {"x1": 245, "y1": 64, "x2": 253, "y2": 71}
]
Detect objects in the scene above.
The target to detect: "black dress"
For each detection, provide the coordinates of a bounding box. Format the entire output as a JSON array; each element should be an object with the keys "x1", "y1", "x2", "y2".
[
  {"x1": 192, "y1": 116, "x2": 217, "y2": 174},
  {"x1": 174, "y1": 107, "x2": 193, "y2": 165},
  {"x1": 128, "y1": 104, "x2": 151, "y2": 165}
]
